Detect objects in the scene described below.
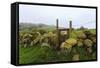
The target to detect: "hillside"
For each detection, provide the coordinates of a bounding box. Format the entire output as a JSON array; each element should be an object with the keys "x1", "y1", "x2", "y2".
[{"x1": 19, "y1": 23, "x2": 56, "y2": 31}]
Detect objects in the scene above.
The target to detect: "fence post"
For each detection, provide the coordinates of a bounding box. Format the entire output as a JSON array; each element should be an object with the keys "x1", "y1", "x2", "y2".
[
  {"x1": 56, "y1": 19, "x2": 60, "y2": 50},
  {"x1": 69, "y1": 20, "x2": 72, "y2": 37},
  {"x1": 56, "y1": 19, "x2": 58, "y2": 29}
]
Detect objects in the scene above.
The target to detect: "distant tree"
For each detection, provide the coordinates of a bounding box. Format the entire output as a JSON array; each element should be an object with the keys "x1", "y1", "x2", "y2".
[
  {"x1": 80, "y1": 26, "x2": 85, "y2": 30},
  {"x1": 79, "y1": 26, "x2": 88, "y2": 30}
]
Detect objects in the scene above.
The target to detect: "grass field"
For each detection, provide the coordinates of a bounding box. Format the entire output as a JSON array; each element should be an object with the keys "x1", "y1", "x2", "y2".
[
  {"x1": 19, "y1": 44, "x2": 71, "y2": 64},
  {"x1": 19, "y1": 28, "x2": 96, "y2": 64},
  {"x1": 19, "y1": 44, "x2": 96, "y2": 64}
]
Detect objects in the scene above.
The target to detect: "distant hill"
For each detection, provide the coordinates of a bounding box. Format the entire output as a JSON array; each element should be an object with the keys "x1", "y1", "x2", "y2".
[{"x1": 19, "y1": 23, "x2": 56, "y2": 31}]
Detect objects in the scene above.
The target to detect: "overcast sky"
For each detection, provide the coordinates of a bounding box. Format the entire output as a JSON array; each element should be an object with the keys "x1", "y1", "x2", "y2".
[{"x1": 19, "y1": 4, "x2": 96, "y2": 29}]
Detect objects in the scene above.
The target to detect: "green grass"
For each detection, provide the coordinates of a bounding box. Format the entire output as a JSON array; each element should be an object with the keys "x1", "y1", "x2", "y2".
[
  {"x1": 19, "y1": 45, "x2": 70, "y2": 64},
  {"x1": 19, "y1": 45, "x2": 96, "y2": 64},
  {"x1": 19, "y1": 29, "x2": 96, "y2": 64},
  {"x1": 19, "y1": 43, "x2": 78, "y2": 64},
  {"x1": 70, "y1": 29, "x2": 96, "y2": 39},
  {"x1": 89, "y1": 29, "x2": 96, "y2": 33}
]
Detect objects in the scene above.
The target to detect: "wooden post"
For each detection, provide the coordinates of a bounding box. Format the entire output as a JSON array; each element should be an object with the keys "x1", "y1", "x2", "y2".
[
  {"x1": 69, "y1": 20, "x2": 72, "y2": 37},
  {"x1": 69, "y1": 20, "x2": 72, "y2": 32},
  {"x1": 56, "y1": 19, "x2": 60, "y2": 50},
  {"x1": 56, "y1": 19, "x2": 59, "y2": 29}
]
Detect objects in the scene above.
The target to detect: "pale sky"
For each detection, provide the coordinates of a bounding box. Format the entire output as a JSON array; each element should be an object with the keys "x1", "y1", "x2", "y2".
[{"x1": 19, "y1": 4, "x2": 96, "y2": 29}]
